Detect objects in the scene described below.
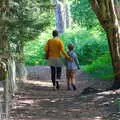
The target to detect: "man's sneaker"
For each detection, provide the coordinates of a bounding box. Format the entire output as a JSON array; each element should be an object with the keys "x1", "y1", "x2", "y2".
[
  {"x1": 53, "y1": 86, "x2": 56, "y2": 91},
  {"x1": 67, "y1": 87, "x2": 71, "y2": 91},
  {"x1": 71, "y1": 84, "x2": 77, "y2": 91},
  {"x1": 56, "y1": 81, "x2": 60, "y2": 90},
  {"x1": 67, "y1": 85, "x2": 71, "y2": 90}
]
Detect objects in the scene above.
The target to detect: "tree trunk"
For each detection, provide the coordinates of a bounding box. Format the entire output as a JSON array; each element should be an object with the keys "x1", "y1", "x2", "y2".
[
  {"x1": 90, "y1": 0, "x2": 120, "y2": 89},
  {"x1": 0, "y1": 0, "x2": 11, "y2": 117},
  {"x1": 16, "y1": 42, "x2": 27, "y2": 81},
  {"x1": 16, "y1": 62, "x2": 27, "y2": 81},
  {"x1": 8, "y1": 58, "x2": 17, "y2": 94}
]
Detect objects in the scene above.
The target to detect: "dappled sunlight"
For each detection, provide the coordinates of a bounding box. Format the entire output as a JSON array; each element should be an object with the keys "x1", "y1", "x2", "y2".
[
  {"x1": 93, "y1": 91, "x2": 118, "y2": 106},
  {"x1": 97, "y1": 89, "x2": 120, "y2": 95},
  {"x1": 12, "y1": 98, "x2": 51, "y2": 112},
  {"x1": 50, "y1": 98, "x2": 59, "y2": 103},
  {"x1": 12, "y1": 104, "x2": 27, "y2": 109},
  {"x1": 0, "y1": 87, "x2": 3, "y2": 92},
  {"x1": 93, "y1": 96, "x2": 104, "y2": 101},
  {"x1": 93, "y1": 116, "x2": 103, "y2": 120},
  {"x1": 19, "y1": 99, "x2": 34, "y2": 104},
  {"x1": 1, "y1": 0, "x2": 120, "y2": 119},
  {"x1": 24, "y1": 80, "x2": 53, "y2": 87},
  {"x1": 68, "y1": 108, "x2": 81, "y2": 112},
  {"x1": 12, "y1": 99, "x2": 34, "y2": 110}
]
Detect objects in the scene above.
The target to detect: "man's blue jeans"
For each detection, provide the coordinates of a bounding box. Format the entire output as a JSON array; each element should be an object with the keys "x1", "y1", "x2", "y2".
[{"x1": 50, "y1": 66, "x2": 61, "y2": 86}]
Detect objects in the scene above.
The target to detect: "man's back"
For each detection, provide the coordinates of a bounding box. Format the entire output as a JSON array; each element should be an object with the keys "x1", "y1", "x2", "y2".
[{"x1": 48, "y1": 38, "x2": 62, "y2": 58}]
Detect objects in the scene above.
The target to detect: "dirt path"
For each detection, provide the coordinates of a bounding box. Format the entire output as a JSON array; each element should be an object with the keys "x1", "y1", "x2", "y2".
[{"x1": 9, "y1": 66, "x2": 120, "y2": 120}]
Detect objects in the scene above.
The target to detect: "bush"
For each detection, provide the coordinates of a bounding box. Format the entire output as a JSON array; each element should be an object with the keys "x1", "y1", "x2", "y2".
[
  {"x1": 60, "y1": 29, "x2": 109, "y2": 65},
  {"x1": 82, "y1": 52, "x2": 114, "y2": 80},
  {"x1": 24, "y1": 39, "x2": 47, "y2": 65}
]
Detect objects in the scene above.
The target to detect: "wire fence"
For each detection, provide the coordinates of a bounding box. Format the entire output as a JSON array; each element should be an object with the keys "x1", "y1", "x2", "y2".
[
  {"x1": 0, "y1": 65, "x2": 68, "y2": 119},
  {"x1": 0, "y1": 81, "x2": 9, "y2": 120},
  {"x1": 26, "y1": 65, "x2": 66, "y2": 82},
  {"x1": 0, "y1": 58, "x2": 16, "y2": 120}
]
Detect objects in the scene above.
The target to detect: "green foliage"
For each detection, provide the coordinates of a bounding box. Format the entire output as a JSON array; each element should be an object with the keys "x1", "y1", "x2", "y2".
[
  {"x1": 82, "y1": 52, "x2": 114, "y2": 80},
  {"x1": 68, "y1": 0, "x2": 114, "y2": 80},
  {"x1": 24, "y1": 27, "x2": 114, "y2": 80},
  {"x1": 114, "y1": 98, "x2": 120, "y2": 111},
  {"x1": 24, "y1": 39, "x2": 46, "y2": 65},
  {"x1": 24, "y1": 28, "x2": 109, "y2": 66},
  {"x1": 9, "y1": 0, "x2": 52, "y2": 42},
  {"x1": 71, "y1": 0, "x2": 100, "y2": 29},
  {"x1": 60, "y1": 29, "x2": 109, "y2": 65},
  {"x1": 22, "y1": 0, "x2": 114, "y2": 81},
  {"x1": 24, "y1": 28, "x2": 55, "y2": 65},
  {"x1": 9, "y1": 0, "x2": 54, "y2": 61}
]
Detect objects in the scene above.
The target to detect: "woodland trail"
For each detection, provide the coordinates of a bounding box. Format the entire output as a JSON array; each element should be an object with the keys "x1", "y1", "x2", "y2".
[{"x1": 9, "y1": 66, "x2": 120, "y2": 120}]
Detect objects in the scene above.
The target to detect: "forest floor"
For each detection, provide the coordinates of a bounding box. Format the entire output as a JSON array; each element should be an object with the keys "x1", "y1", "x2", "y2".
[{"x1": 9, "y1": 66, "x2": 120, "y2": 120}]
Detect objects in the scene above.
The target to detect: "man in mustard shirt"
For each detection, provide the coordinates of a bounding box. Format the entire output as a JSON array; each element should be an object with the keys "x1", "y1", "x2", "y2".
[{"x1": 44, "y1": 30, "x2": 71, "y2": 90}]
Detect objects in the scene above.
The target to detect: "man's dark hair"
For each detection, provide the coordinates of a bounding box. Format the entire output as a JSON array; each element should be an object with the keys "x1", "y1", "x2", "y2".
[{"x1": 52, "y1": 30, "x2": 58, "y2": 37}]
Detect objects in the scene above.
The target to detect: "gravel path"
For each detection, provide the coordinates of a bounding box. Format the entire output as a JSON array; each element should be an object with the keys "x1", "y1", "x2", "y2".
[{"x1": 9, "y1": 66, "x2": 120, "y2": 120}]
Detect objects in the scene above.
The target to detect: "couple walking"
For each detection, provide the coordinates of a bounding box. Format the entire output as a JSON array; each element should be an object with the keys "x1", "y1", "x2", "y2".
[{"x1": 44, "y1": 30, "x2": 80, "y2": 90}]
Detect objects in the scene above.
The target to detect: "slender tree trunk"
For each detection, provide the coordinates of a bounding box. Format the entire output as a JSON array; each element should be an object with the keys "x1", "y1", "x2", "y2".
[
  {"x1": 90, "y1": 0, "x2": 120, "y2": 89},
  {"x1": 8, "y1": 58, "x2": 17, "y2": 94},
  {"x1": 16, "y1": 42, "x2": 27, "y2": 81}
]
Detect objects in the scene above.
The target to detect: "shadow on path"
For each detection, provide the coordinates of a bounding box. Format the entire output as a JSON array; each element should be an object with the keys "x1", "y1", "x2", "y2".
[{"x1": 9, "y1": 66, "x2": 120, "y2": 120}]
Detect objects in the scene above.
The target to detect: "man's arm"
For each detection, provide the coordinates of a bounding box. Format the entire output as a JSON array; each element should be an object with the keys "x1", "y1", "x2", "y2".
[{"x1": 59, "y1": 40, "x2": 72, "y2": 61}]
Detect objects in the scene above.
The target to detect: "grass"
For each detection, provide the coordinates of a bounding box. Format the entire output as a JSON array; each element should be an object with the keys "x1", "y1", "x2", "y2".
[{"x1": 81, "y1": 52, "x2": 114, "y2": 80}]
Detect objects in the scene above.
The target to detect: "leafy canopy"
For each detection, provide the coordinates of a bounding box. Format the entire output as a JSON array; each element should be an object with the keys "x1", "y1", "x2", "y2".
[{"x1": 9, "y1": 0, "x2": 54, "y2": 53}]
